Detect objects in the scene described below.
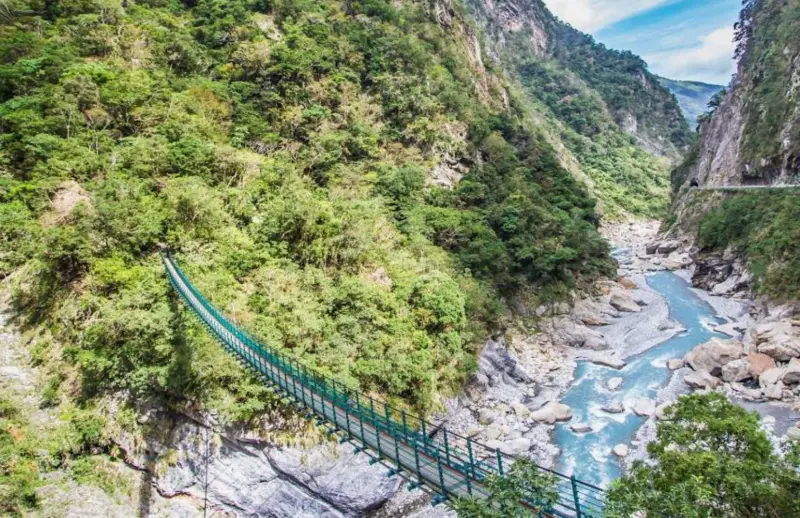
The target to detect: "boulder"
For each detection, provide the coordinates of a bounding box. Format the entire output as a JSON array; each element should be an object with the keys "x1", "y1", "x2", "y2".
[
  {"x1": 511, "y1": 402, "x2": 530, "y2": 417},
  {"x1": 530, "y1": 402, "x2": 572, "y2": 425},
  {"x1": 570, "y1": 423, "x2": 592, "y2": 433},
  {"x1": 730, "y1": 382, "x2": 764, "y2": 400},
  {"x1": 553, "y1": 320, "x2": 609, "y2": 350},
  {"x1": 684, "y1": 338, "x2": 744, "y2": 374},
  {"x1": 667, "y1": 359, "x2": 685, "y2": 370},
  {"x1": 612, "y1": 444, "x2": 629, "y2": 457},
  {"x1": 654, "y1": 403, "x2": 671, "y2": 421},
  {"x1": 685, "y1": 370, "x2": 721, "y2": 390},
  {"x1": 486, "y1": 425, "x2": 503, "y2": 441},
  {"x1": 786, "y1": 427, "x2": 800, "y2": 441},
  {"x1": 479, "y1": 338, "x2": 534, "y2": 385},
  {"x1": 657, "y1": 240, "x2": 681, "y2": 254},
  {"x1": 645, "y1": 242, "x2": 660, "y2": 255},
  {"x1": 632, "y1": 398, "x2": 656, "y2": 417},
  {"x1": 609, "y1": 289, "x2": 642, "y2": 313},
  {"x1": 759, "y1": 367, "x2": 786, "y2": 388},
  {"x1": 592, "y1": 355, "x2": 626, "y2": 370},
  {"x1": 748, "y1": 353, "x2": 777, "y2": 379},
  {"x1": 721, "y1": 358, "x2": 751, "y2": 383},
  {"x1": 505, "y1": 438, "x2": 532, "y2": 455},
  {"x1": 607, "y1": 377, "x2": 624, "y2": 391},
  {"x1": 465, "y1": 426, "x2": 481, "y2": 438},
  {"x1": 754, "y1": 321, "x2": 800, "y2": 361},
  {"x1": 781, "y1": 358, "x2": 800, "y2": 385},
  {"x1": 602, "y1": 402, "x2": 625, "y2": 414},
  {"x1": 478, "y1": 408, "x2": 496, "y2": 425},
  {"x1": 619, "y1": 277, "x2": 638, "y2": 289},
  {"x1": 764, "y1": 381, "x2": 785, "y2": 400}
]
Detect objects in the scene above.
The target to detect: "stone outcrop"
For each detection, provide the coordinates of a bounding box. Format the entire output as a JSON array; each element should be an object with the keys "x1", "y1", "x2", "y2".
[
  {"x1": 684, "y1": 338, "x2": 744, "y2": 375},
  {"x1": 684, "y1": 370, "x2": 721, "y2": 389},
  {"x1": 754, "y1": 321, "x2": 800, "y2": 361},
  {"x1": 530, "y1": 402, "x2": 572, "y2": 424},
  {"x1": 609, "y1": 289, "x2": 642, "y2": 313}
]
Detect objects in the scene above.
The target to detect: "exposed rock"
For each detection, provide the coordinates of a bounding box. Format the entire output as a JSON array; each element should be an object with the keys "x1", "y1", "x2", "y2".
[
  {"x1": 656, "y1": 240, "x2": 681, "y2": 254},
  {"x1": 721, "y1": 358, "x2": 751, "y2": 383},
  {"x1": 530, "y1": 402, "x2": 572, "y2": 424},
  {"x1": 479, "y1": 338, "x2": 535, "y2": 385},
  {"x1": 465, "y1": 426, "x2": 481, "y2": 438},
  {"x1": 764, "y1": 381, "x2": 785, "y2": 400},
  {"x1": 505, "y1": 437, "x2": 532, "y2": 455},
  {"x1": 619, "y1": 277, "x2": 638, "y2": 289},
  {"x1": 486, "y1": 425, "x2": 503, "y2": 441},
  {"x1": 730, "y1": 382, "x2": 764, "y2": 400},
  {"x1": 552, "y1": 319, "x2": 609, "y2": 350},
  {"x1": 570, "y1": 423, "x2": 592, "y2": 433},
  {"x1": 591, "y1": 355, "x2": 626, "y2": 370},
  {"x1": 781, "y1": 358, "x2": 800, "y2": 385},
  {"x1": 786, "y1": 427, "x2": 800, "y2": 441},
  {"x1": 607, "y1": 377, "x2": 623, "y2": 391},
  {"x1": 609, "y1": 289, "x2": 642, "y2": 313},
  {"x1": 612, "y1": 444, "x2": 629, "y2": 457},
  {"x1": 759, "y1": 367, "x2": 786, "y2": 388},
  {"x1": 511, "y1": 401, "x2": 530, "y2": 417},
  {"x1": 667, "y1": 359, "x2": 685, "y2": 370},
  {"x1": 685, "y1": 370, "x2": 721, "y2": 389},
  {"x1": 755, "y1": 321, "x2": 800, "y2": 361},
  {"x1": 478, "y1": 408, "x2": 496, "y2": 425},
  {"x1": 748, "y1": 353, "x2": 777, "y2": 379},
  {"x1": 654, "y1": 403, "x2": 671, "y2": 421},
  {"x1": 645, "y1": 242, "x2": 660, "y2": 255},
  {"x1": 601, "y1": 402, "x2": 625, "y2": 414},
  {"x1": 684, "y1": 338, "x2": 744, "y2": 374},
  {"x1": 632, "y1": 398, "x2": 656, "y2": 417}
]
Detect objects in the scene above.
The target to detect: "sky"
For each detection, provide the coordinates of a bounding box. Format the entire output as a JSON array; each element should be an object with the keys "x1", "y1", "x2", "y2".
[{"x1": 542, "y1": 0, "x2": 742, "y2": 85}]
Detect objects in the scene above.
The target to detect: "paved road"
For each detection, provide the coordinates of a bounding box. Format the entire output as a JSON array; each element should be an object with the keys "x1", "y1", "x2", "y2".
[{"x1": 694, "y1": 184, "x2": 800, "y2": 192}]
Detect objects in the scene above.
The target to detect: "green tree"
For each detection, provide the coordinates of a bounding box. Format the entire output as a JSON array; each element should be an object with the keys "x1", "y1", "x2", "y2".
[
  {"x1": 451, "y1": 459, "x2": 558, "y2": 518},
  {"x1": 606, "y1": 393, "x2": 800, "y2": 518}
]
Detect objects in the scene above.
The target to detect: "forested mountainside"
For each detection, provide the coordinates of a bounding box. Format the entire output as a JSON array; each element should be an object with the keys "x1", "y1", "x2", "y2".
[
  {"x1": 462, "y1": 0, "x2": 692, "y2": 217},
  {"x1": 668, "y1": 0, "x2": 800, "y2": 299},
  {"x1": 657, "y1": 77, "x2": 725, "y2": 130}
]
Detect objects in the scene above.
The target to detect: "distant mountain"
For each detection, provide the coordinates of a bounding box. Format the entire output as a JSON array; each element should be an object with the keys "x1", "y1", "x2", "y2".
[{"x1": 657, "y1": 77, "x2": 725, "y2": 130}]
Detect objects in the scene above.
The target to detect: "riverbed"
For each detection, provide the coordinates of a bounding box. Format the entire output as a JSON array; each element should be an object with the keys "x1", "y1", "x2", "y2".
[{"x1": 554, "y1": 270, "x2": 729, "y2": 487}]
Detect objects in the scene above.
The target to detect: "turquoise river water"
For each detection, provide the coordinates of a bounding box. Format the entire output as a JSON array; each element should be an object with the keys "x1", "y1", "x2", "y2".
[{"x1": 553, "y1": 271, "x2": 728, "y2": 487}]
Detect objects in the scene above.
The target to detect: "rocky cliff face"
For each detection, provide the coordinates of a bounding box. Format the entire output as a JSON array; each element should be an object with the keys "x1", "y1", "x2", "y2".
[
  {"x1": 461, "y1": 0, "x2": 692, "y2": 160},
  {"x1": 672, "y1": 0, "x2": 800, "y2": 193}
]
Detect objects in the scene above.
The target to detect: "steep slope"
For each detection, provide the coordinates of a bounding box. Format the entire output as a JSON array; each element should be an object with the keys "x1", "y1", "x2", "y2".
[
  {"x1": 461, "y1": 0, "x2": 692, "y2": 218},
  {"x1": 658, "y1": 77, "x2": 725, "y2": 129},
  {"x1": 668, "y1": 0, "x2": 800, "y2": 299}
]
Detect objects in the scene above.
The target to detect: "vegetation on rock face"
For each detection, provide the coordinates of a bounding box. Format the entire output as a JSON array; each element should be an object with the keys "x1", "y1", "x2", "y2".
[
  {"x1": 0, "y1": 0, "x2": 613, "y2": 423},
  {"x1": 606, "y1": 393, "x2": 800, "y2": 518},
  {"x1": 698, "y1": 191, "x2": 800, "y2": 299},
  {"x1": 736, "y1": 0, "x2": 800, "y2": 178},
  {"x1": 463, "y1": 0, "x2": 688, "y2": 219}
]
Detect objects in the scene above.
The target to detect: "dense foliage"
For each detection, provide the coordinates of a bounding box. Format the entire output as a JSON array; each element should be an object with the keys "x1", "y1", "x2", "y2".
[
  {"x1": 450, "y1": 459, "x2": 557, "y2": 517},
  {"x1": 0, "y1": 0, "x2": 613, "y2": 418},
  {"x1": 698, "y1": 191, "x2": 800, "y2": 299},
  {"x1": 606, "y1": 393, "x2": 800, "y2": 518},
  {"x1": 737, "y1": 0, "x2": 800, "y2": 175}
]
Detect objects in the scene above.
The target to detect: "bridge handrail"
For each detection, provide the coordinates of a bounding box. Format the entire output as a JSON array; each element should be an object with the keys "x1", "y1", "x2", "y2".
[{"x1": 163, "y1": 253, "x2": 606, "y2": 517}]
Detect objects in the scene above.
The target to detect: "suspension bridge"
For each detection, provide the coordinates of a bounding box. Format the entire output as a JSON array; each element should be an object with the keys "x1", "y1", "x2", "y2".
[{"x1": 163, "y1": 253, "x2": 606, "y2": 517}]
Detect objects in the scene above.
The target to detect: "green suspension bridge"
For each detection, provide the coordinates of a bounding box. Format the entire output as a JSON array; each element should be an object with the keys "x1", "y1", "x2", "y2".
[{"x1": 163, "y1": 253, "x2": 606, "y2": 517}]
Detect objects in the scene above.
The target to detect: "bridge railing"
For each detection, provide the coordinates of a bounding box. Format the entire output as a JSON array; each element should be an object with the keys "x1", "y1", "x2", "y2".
[{"x1": 163, "y1": 253, "x2": 606, "y2": 517}]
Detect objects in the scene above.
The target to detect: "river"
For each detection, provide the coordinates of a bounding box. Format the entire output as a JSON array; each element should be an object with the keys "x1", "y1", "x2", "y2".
[{"x1": 553, "y1": 270, "x2": 728, "y2": 487}]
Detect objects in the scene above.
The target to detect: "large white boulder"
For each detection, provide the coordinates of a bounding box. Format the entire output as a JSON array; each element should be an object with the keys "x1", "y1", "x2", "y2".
[
  {"x1": 781, "y1": 358, "x2": 800, "y2": 385},
  {"x1": 685, "y1": 370, "x2": 721, "y2": 389},
  {"x1": 612, "y1": 444, "x2": 629, "y2": 457},
  {"x1": 632, "y1": 398, "x2": 656, "y2": 417},
  {"x1": 607, "y1": 377, "x2": 624, "y2": 391},
  {"x1": 759, "y1": 367, "x2": 786, "y2": 388},
  {"x1": 530, "y1": 402, "x2": 572, "y2": 424},
  {"x1": 754, "y1": 321, "x2": 800, "y2": 361},
  {"x1": 721, "y1": 358, "x2": 751, "y2": 383},
  {"x1": 592, "y1": 354, "x2": 627, "y2": 370},
  {"x1": 685, "y1": 338, "x2": 744, "y2": 374},
  {"x1": 609, "y1": 289, "x2": 642, "y2": 313}
]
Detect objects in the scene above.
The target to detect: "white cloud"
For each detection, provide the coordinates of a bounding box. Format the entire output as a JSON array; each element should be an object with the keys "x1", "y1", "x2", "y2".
[
  {"x1": 646, "y1": 26, "x2": 736, "y2": 84},
  {"x1": 543, "y1": 0, "x2": 672, "y2": 33}
]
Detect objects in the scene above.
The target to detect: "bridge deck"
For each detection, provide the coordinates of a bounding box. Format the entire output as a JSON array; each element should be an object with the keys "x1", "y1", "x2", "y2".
[{"x1": 163, "y1": 255, "x2": 605, "y2": 517}]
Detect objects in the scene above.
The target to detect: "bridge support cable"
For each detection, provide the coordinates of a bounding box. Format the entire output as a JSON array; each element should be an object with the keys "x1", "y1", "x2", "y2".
[{"x1": 162, "y1": 254, "x2": 605, "y2": 517}]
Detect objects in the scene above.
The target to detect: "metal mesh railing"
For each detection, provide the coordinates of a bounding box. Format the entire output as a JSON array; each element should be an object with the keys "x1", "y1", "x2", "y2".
[{"x1": 163, "y1": 253, "x2": 606, "y2": 517}]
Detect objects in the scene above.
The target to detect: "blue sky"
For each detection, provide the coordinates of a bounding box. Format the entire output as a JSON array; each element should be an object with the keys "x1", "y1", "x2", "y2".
[{"x1": 542, "y1": 0, "x2": 742, "y2": 85}]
